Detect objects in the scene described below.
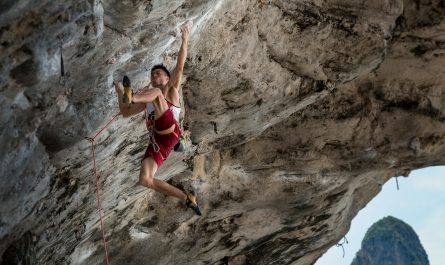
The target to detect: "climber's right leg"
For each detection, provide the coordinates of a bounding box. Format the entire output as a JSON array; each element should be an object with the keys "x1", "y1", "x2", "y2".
[{"x1": 139, "y1": 157, "x2": 188, "y2": 201}]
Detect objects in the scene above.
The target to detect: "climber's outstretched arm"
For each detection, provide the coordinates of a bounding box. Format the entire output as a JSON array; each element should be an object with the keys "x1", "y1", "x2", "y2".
[
  {"x1": 114, "y1": 81, "x2": 145, "y2": 117},
  {"x1": 132, "y1": 86, "x2": 163, "y2": 104},
  {"x1": 168, "y1": 21, "x2": 191, "y2": 90}
]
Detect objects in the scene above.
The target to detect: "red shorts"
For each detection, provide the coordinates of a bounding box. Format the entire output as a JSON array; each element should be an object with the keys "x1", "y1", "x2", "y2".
[{"x1": 142, "y1": 109, "x2": 181, "y2": 167}]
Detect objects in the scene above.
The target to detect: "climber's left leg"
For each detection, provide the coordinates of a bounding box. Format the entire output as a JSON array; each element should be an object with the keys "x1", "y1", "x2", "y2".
[{"x1": 139, "y1": 157, "x2": 187, "y2": 201}]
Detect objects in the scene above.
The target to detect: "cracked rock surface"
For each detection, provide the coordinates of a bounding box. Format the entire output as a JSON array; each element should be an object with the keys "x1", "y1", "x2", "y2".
[{"x1": 1, "y1": 0, "x2": 445, "y2": 264}]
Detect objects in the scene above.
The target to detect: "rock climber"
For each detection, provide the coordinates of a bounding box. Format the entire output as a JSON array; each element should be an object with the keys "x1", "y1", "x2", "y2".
[{"x1": 113, "y1": 21, "x2": 201, "y2": 215}]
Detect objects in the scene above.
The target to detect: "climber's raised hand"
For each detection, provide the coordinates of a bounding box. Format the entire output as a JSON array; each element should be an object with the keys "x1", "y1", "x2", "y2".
[{"x1": 180, "y1": 21, "x2": 192, "y2": 41}]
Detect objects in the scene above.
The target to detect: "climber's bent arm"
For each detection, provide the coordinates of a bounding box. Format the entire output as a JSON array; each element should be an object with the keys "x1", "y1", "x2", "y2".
[
  {"x1": 132, "y1": 87, "x2": 163, "y2": 104},
  {"x1": 132, "y1": 87, "x2": 169, "y2": 117},
  {"x1": 121, "y1": 103, "x2": 145, "y2": 117}
]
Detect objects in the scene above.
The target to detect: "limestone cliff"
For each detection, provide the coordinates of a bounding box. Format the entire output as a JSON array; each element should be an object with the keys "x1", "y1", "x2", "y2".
[
  {"x1": 1, "y1": 0, "x2": 445, "y2": 264},
  {"x1": 351, "y1": 216, "x2": 429, "y2": 265}
]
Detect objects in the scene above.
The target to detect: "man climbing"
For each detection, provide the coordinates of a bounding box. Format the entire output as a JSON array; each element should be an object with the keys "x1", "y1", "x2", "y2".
[{"x1": 113, "y1": 21, "x2": 201, "y2": 216}]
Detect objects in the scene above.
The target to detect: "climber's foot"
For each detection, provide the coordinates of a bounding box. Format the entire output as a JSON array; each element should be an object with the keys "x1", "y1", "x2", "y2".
[
  {"x1": 123, "y1": 75, "x2": 132, "y2": 104},
  {"x1": 185, "y1": 191, "x2": 201, "y2": 216},
  {"x1": 123, "y1": 75, "x2": 131, "y2": 87}
]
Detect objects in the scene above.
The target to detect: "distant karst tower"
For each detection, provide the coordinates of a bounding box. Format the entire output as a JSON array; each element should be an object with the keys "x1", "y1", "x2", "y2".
[{"x1": 351, "y1": 216, "x2": 429, "y2": 265}]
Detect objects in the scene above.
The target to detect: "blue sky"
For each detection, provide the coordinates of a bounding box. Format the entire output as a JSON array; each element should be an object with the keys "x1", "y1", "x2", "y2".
[{"x1": 315, "y1": 166, "x2": 445, "y2": 265}]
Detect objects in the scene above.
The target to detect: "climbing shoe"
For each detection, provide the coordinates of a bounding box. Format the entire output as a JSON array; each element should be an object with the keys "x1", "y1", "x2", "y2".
[
  {"x1": 122, "y1": 75, "x2": 133, "y2": 104},
  {"x1": 185, "y1": 191, "x2": 202, "y2": 216},
  {"x1": 174, "y1": 137, "x2": 185, "y2": 152}
]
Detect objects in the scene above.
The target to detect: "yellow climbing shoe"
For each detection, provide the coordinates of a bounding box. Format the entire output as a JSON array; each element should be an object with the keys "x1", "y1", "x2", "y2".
[
  {"x1": 123, "y1": 75, "x2": 133, "y2": 104},
  {"x1": 185, "y1": 191, "x2": 202, "y2": 216}
]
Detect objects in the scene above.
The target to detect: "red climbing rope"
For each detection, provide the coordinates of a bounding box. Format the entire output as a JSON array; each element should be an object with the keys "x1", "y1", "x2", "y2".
[{"x1": 85, "y1": 111, "x2": 121, "y2": 265}]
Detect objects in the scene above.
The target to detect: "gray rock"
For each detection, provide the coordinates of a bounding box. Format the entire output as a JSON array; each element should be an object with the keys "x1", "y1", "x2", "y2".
[{"x1": 0, "y1": 0, "x2": 444, "y2": 264}]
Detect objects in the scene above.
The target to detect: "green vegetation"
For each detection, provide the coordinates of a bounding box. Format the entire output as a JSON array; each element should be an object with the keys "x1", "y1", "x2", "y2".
[{"x1": 351, "y1": 216, "x2": 429, "y2": 265}]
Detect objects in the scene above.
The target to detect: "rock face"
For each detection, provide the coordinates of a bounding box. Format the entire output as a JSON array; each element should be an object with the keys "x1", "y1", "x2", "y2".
[
  {"x1": 351, "y1": 216, "x2": 429, "y2": 265},
  {"x1": 1, "y1": 0, "x2": 445, "y2": 265}
]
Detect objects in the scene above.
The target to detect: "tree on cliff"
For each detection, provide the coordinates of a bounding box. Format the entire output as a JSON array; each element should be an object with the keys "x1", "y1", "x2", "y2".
[{"x1": 351, "y1": 216, "x2": 429, "y2": 265}]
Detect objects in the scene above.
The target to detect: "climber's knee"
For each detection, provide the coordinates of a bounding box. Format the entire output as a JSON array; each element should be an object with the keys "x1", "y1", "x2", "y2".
[
  {"x1": 139, "y1": 157, "x2": 158, "y2": 188},
  {"x1": 139, "y1": 174, "x2": 155, "y2": 189}
]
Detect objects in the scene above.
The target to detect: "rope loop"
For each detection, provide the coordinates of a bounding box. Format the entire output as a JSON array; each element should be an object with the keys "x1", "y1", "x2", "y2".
[{"x1": 84, "y1": 111, "x2": 120, "y2": 265}]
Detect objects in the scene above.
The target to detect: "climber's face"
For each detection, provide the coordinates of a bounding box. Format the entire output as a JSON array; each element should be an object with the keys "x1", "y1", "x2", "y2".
[{"x1": 150, "y1": 69, "x2": 169, "y2": 87}]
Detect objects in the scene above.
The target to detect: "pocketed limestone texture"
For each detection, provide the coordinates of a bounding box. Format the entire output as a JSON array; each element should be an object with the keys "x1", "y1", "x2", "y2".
[{"x1": 1, "y1": 0, "x2": 444, "y2": 264}]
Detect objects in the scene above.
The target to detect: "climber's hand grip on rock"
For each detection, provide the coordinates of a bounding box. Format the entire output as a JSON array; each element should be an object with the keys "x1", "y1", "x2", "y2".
[{"x1": 180, "y1": 20, "x2": 192, "y2": 40}]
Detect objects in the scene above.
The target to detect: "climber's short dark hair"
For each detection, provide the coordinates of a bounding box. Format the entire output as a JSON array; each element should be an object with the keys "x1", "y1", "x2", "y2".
[{"x1": 151, "y1": 64, "x2": 171, "y2": 77}]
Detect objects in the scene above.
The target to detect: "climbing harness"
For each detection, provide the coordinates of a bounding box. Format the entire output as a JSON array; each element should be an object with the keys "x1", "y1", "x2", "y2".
[
  {"x1": 144, "y1": 100, "x2": 181, "y2": 157},
  {"x1": 85, "y1": 111, "x2": 120, "y2": 265},
  {"x1": 144, "y1": 106, "x2": 159, "y2": 153}
]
